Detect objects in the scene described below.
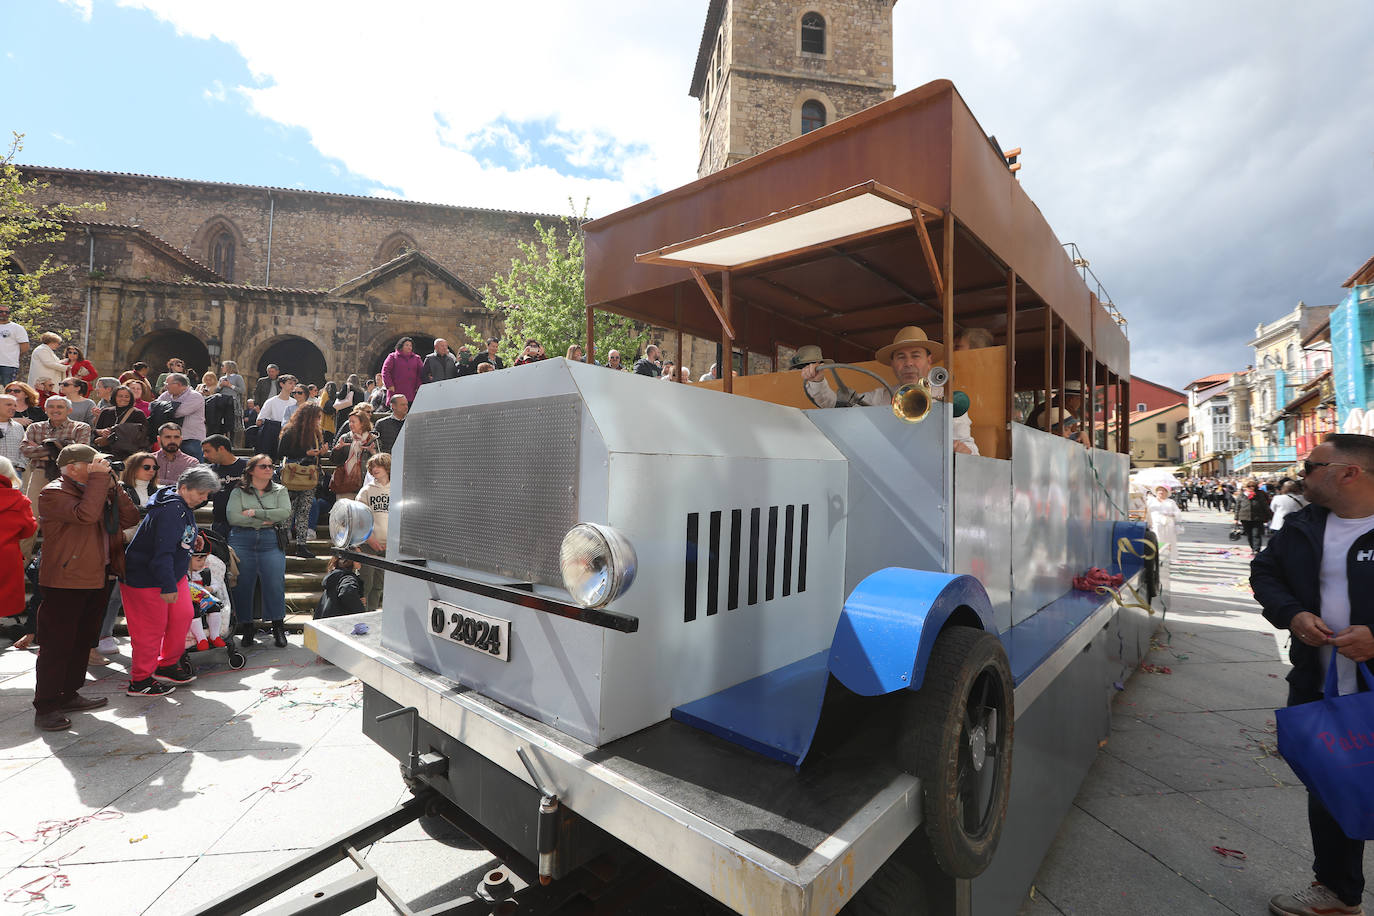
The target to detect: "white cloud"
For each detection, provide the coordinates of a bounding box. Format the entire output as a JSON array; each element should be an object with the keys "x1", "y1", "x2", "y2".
[
  {"x1": 57, "y1": 0, "x2": 92, "y2": 22},
  {"x1": 106, "y1": 0, "x2": 1374, "y2": 387},
  {"x1": 202, "y1": 79, "x2": 226, "y2": 102},
  {"x1": 115, "y1": 0, "x2": 702, "y2": 215}
]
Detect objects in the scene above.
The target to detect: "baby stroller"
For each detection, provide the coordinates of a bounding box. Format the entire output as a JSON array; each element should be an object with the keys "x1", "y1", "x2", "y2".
[{"x1": 184, "y1": 529, "x2": 247, "y2": 672}]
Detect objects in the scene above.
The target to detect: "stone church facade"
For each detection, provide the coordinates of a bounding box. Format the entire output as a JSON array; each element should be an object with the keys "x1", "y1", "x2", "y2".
[
  {"x1": 13, "y1": 167, "x2": 553, "y2": 386},
  {"x1": 13, "y1": 1, "x2": 898, "y2": 386}
]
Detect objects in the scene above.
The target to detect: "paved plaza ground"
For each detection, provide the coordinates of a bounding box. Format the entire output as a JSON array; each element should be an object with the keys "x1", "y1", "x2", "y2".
[{"x1": 0, "y1": 505, "x2": 1367, "y2": 914}]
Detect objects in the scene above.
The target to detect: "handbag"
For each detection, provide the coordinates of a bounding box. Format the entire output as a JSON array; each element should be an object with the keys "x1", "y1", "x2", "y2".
[
  {"x1": 103, "y1": 407, "x2": 145, "y2": 454},
  {"x1": 282, "y1": 461, "x2": 319, "y2": 492},
  {"x1": 1228, "y1": 522, "x2": 1243, "y2": 541},
  {"x1": 1276, "y1": 658, "x2": 1374, "y2": 839},
  {"x1": 249, "y1": 488, "x2": 291, "y2": 553}
]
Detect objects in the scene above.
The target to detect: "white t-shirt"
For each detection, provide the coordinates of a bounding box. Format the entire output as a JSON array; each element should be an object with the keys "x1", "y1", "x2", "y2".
[
  {"x1": 257, "y1": 394, "x2": 294, "y2": 424},
  {"x1": 1318, "y1": 512, "x2": 1374, "y2": 696},
  {"x1": 356, "y1": 480, "x2": 390, "y2": 545},
  {"x1": 0, "y1": 321, "x2": 28, "y2": 367},
  {"x1": 1269, "y1": 493, "x2": 1306, "y2": 530}
]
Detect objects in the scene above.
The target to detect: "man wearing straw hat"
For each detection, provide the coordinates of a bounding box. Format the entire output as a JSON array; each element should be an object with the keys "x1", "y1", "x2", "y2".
[{"x1": 800, "y1": 326, "x2": 978, "y2": 455}]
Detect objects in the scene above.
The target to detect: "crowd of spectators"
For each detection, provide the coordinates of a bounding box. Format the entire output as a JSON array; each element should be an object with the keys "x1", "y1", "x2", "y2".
[{"x1": 0, "y1": 314, "x2": 694, "y2": 732}]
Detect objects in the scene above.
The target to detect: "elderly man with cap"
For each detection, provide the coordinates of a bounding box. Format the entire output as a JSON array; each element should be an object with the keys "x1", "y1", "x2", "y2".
[
  {"x1": 32, "y1": 444, "x2": 139, "y2": 731},
  {"x1": 800, "y1": 326, "x2": 978, "y2": 455}
]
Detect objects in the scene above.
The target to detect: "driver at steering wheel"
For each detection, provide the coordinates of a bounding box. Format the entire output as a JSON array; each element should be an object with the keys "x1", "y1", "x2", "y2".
[{"x1": 800, "y1": 326, "x2": 978, "y2": 455}]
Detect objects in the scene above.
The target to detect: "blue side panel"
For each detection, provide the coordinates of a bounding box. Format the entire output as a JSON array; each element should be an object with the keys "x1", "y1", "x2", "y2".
[
  {"x1": 827, "y1": 568, "x2": 994, "y2": 696},
  {"x1": 1001, "y1": 587, "x2": 1108, "y2": 684},
  {"x1": 671, "y1": 650, "x2": 830, "y2": 768},
  {"x1": 1110, "y1": 520, "x2": 1150, "y2": 580}
]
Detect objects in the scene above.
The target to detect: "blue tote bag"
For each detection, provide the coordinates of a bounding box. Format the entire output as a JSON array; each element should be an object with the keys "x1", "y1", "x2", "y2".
[{"x1": 1276, "y1": 657, "x2": 1374, "y2": 840}]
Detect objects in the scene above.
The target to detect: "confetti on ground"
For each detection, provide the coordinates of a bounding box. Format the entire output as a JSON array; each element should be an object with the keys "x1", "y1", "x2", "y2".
[
  {"x1": 1139, "y1": 663, "x2": 1172, "y2": 675},
  {"x1": 0, "y1": 811, "x2": 123, "y2": 846},
  {"x1": 259, "y1": 685, "x2": 296, "y2": 699},
  {"x1": 4, "y1": 848, "x2": 84, "y2": 906},
  {"x1": 128, "y1": 834, "x2": 148, "y2": 844},
  {"x1": 240, "y1": 769, "x2": 313, "y2": 803}
]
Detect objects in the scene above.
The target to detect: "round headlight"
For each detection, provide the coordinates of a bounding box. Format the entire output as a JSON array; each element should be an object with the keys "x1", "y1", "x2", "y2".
[
  {"x1": 559, "y1": 523, "x2": 637, "y2": 608},
  {"x1": 329, "y1": 498, "x2": 374, "y2": 548}
]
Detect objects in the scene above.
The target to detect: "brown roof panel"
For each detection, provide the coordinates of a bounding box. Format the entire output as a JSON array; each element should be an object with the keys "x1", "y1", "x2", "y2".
[{"x1": 584, "y1": 79, "x2": 1128, "y2": 376}]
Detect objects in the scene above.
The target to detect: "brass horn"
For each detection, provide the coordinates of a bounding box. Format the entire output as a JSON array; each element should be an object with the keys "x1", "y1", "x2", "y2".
[{"x1": 892, "y1": 379, "x2": 933, "y2": 423}]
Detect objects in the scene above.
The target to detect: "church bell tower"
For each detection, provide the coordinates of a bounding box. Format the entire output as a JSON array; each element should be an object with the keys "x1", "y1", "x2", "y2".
[{"x1": 690, "y1": 0, "x2": 898, "y2": 178}]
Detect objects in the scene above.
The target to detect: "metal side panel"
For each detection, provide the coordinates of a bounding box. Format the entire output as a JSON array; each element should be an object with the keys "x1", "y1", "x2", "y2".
[
  {"x1": 953, "y1": 454, "x2": 1013, "y2": 634},
  {"x1": 807, "y1": 405, "x2": 950, "y2": 595},
  {"x1": 1090, "y1": 449, "x2": 1130, "y2": 571},
  {"x1": 1010, "y1": 426, "x2": 1071, "y2": 624},
  {"x1": 305, "y1": 614, "x2": 924, "y2": 916}
]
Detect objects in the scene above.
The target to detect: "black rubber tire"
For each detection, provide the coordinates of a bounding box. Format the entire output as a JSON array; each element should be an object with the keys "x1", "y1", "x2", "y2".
[
  {"x1": 897, "y1": 625, "x2": 1013, "y2": 880},
  {"x1": 839, "y1": 842, "x2": 928, "y2": 916},
  {"x1": 228, "y1": 652, "x2": 247, "y2": 670}
]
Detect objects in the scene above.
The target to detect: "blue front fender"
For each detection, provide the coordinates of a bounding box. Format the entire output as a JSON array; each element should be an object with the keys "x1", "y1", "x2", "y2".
[{"x1": 828, "y1": 568, "x2": 995, "y2": 696}]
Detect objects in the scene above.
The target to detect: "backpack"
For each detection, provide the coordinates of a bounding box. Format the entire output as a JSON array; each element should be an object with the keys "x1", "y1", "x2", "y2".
[
  {"x1": 198, "y1": 527, "x2": 240, "y2": 588},
  {"x1": 148, "y1": 399, "x2": 179, "y2": 432}
]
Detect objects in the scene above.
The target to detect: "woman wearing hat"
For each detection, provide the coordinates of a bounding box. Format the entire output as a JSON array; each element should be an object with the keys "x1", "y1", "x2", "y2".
[
  {"x1": 1026, "y1": 381, "x2": 1085, "y2": 432},
  {"x1": 800, "y1": 326, "x2": 978, "y2": 454}
]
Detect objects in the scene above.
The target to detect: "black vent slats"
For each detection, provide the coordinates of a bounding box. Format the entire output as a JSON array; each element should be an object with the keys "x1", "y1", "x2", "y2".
[{"x1": 683, "y1": 503, "x2": 810, "y2": 622}]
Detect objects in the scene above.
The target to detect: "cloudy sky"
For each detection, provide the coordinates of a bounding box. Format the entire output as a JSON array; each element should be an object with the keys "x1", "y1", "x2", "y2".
[{"x1": 5, "y1": 0, "x2": 1372, "y2": 389}]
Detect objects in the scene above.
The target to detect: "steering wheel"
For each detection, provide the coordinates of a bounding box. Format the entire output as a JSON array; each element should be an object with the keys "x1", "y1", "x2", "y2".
[{"x1": 802, "y1": 363, "x2": 899, "y2": 408}]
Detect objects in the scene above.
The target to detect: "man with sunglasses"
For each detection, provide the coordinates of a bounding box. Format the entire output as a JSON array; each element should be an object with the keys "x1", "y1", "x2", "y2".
[
  {"x1": 0, "y1": 307, "x2": 28, "y2": 386},
  {"x1": 1253, "y1": 434, "x2": 1374, "y2": 916}
]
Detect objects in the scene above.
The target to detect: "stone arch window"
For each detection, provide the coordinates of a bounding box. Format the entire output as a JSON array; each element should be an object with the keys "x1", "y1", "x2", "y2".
[
  {"x1": 801, "y1": 99, "x2": 827, "y2": 134},
  {"x1": 800, "y1": 12, "x2": 826, "y2": 55},
  {"x1": 210, "y1": 230, "x2": 235, "y2": 281},
  {"x1": 193, "y1": 216, "x2": 245, "y2": 282},
  {"x1": 377, "y1": 232, "x2": 418, "y2": 264}
]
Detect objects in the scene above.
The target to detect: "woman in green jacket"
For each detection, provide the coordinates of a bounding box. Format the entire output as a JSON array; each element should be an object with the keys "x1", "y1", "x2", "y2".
[{"x1": 227, "y1": 454, "x2": 293, "y2": 646}]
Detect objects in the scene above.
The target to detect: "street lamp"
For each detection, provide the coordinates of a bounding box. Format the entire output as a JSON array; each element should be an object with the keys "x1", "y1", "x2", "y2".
[{"x1": 206, "y1": 336, "x2": 221, "y2": 364}]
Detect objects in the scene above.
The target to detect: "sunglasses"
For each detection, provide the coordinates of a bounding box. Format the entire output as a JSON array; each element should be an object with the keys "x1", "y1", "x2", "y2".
[
  {"x1": 140, "y1": 463, "x2": 156, "y2": 471},
  {"x1": 1302, "y1": 460, "x2": 1358, "y2": 475}
]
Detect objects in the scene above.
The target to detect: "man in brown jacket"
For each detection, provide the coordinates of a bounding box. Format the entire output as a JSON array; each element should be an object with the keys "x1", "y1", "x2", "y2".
[{"x1": 33, "y1": 444, "x2": 139, "y2": 731}]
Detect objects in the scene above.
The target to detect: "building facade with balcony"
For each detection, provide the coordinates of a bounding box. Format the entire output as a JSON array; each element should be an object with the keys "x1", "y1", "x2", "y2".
[
  {"x1": 1182, "y1": 373, "x2": 1244, "y2": 476},
  {"x1": 1243, "y1": 301, "x2": 1334, "y2": 450},
  {"x1": 1332, "y1": 253, "x2": 1374, "y2": 432}
]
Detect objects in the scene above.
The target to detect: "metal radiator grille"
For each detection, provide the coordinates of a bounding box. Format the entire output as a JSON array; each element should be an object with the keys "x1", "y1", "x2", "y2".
[{"x1": 399, "y1": 395, "x2": 580, "y2": 586}]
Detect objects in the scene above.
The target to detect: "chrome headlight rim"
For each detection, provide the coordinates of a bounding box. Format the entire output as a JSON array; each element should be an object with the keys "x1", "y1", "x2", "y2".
[{"x1": 559, "y1": 522, "x2": 637, "y2": 609}]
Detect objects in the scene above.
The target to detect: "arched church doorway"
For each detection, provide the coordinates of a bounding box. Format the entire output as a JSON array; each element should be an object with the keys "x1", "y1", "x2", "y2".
[
  {"x1": 128, "y1": 329, "x2": 212, "y2": 380},
  {"x1": 258, "y1": 337, "x2": 328, "y2": 388},
  {"x1": 370, "y1": 334, "x2": 436, "y2": 377}
]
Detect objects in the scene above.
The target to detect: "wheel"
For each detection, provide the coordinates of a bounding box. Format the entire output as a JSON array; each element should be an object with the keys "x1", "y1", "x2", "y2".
[
  {"x1": 897, "y1": 626, "x2": 1013, "y2": 879},
  {"x1": 228, "y1": 652, "x2": 247, "y2": 670}
]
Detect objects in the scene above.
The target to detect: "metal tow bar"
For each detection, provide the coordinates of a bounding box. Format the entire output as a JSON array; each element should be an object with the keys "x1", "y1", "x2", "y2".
[{"x1": 516, "y1": 746, "x2": 560, "y2": 886}]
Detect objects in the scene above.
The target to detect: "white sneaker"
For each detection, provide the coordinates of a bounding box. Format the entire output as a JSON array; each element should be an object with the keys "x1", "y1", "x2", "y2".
[
  {"x1": 96, "y1": 637, "x2": 118, "y2": 655},
  {"x1": 1269, "y1": 883, "x2": 1364, "y2": 916}
]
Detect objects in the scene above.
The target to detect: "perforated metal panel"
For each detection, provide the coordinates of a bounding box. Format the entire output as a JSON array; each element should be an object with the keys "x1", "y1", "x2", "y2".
[{"x1": 399, "y1": 395, "x2": 580, "y2": 586}]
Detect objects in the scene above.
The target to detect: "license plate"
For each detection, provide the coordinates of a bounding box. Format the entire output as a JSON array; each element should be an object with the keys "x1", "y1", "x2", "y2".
[{"x1": 427, "y1": 600, "x2": 510, "y2": 662}]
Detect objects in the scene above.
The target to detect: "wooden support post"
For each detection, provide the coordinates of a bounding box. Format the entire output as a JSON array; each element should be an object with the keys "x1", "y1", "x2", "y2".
[
  {"x1": 941, "y1": 212, "x2": 955, "y2": 388},
  {"x1": 1005, "y1": 270, "x2": 1016, "y2": 440},
  {"x1": 1058, "y1": 319, "x2": 1067, "y2": 435},
  {"x1": 1042, "y1": 309, "x2": 1053, "y2": 432},
  {"x1": 915, "y1": 211, "x2": 945, "y2": 302},
  {"x1": 1120, "y1": 376, "x2": 1131, "y2": 454},
  {"x1": 675, "y1": 328, "x2": 683, "y2": 382},
  {"x1": 585, "y1": 306, "x2": 595, "y2": 367},
  {"x1": 688, "y1": 267, "x2": 737, "y2": 340},
  {"x1": 722, "y1": 271, "x2": 734, "y2": 394}
]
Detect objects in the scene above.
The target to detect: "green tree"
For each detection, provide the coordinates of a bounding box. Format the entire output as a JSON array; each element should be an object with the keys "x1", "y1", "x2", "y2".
[
  {"x1": 0, "y1": 132, "x2": 102, "y2": 333},
  {"x1": 470, "y1": 200, "x2": 647, "y2": 367}
]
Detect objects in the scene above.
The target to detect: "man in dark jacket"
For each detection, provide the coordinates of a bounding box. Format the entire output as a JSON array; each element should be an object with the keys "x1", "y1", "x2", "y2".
[
  {"x1": 252, "y1": 364, "x2": 282, "y2": 406},
  {"x1": 32, "y1": 444, "x2": 139, "y2": 731},
  {"x1": 420, "y1": 339, "x2": 458, "y2": 385},
  {"x1": 633, "y1": 344, "x2": 662, "y2": 377},
  {"x1": 473, "y1": 338, "x2": 504, "y2": 372},
  {"x1": 375, "y1": 395, "x2": 408, "y2": 453},
  {"x1": 1251, "y1": 434, "x2": 1374, "y2": 916}
]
